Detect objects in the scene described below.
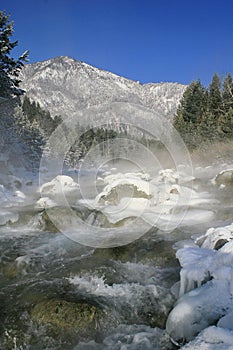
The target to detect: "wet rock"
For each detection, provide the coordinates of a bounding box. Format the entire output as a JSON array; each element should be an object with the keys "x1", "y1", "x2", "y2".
[
  {"x1": 214, "y1": 169, "x2": 233, "y2": 186},
  {"x1": 2, "y1": 262, "x2": 19, "y2": 279},
  {"x1": 13, "y1": 179, "x2": 22, "y2": 189},
  {"x1": 170, "y1": 187, "x2": 179, "y2": 194},
  {"x1": 98, "y1": 184, "x2": 152, "y2": 205},
  {"x1": 25, "y1": 180, "x2": 33, "y2": 186},
  {"x1": 1, "y1": 328, "x2": 28, "y2": 350},
  {"x1": 31, "y1": 299, "x2": 101, "y2": 332},
  {"x1": 38, "y1": 206, "x2": 90, "y2": 232},
  {"x1": 214, "y1": 238, "x2": 229, "y2": 250},
  {"x1": 2, "y1": 256, "x2": 32, "y2": 278},
  {"x1": 39, "y1": 210, "x2": 59, "y2": 232}
]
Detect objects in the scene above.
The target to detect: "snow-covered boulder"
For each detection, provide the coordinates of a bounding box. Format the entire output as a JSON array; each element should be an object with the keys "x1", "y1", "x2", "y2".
[
  {"x1": 213, "y1": 169, "x2": 233, "y2": 187},
  {"x1": 79, "y1": 170, "x2": 214, "y2": 230},
  {"x1": 39, "y1": 175, "x2": 80, "y2": 204},
  {"x1": 166, "y1": 223, "x2": 233, "y2": 344},
  {"x1": 35, "y1": 197, "x2": 57, "y2": 209},
  {"x1": 166, "y1": 279, "x2": 233, "y2": 343},
  {"x1": 195, "y1": 224, "x2": 233, "y2": 250}
]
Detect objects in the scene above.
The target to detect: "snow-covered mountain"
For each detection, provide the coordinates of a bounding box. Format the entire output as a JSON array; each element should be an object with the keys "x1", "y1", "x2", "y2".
[{"x1": 20, "y1": 56, "x2": 187, "y2": 124}]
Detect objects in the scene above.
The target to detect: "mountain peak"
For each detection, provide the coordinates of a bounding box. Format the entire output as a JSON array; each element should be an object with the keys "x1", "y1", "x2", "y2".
[{"x1": 20, "y1": 57, "x2": 187, "y2": 124}]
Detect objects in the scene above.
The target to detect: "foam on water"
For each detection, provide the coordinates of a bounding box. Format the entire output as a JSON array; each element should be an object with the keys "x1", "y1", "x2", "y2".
[
  {"x1": 1, "y1": 162, "x2": 232, "y2": 349},
  {"x1": 74, "y1": 324, "x2": 173, "y2": 350}
]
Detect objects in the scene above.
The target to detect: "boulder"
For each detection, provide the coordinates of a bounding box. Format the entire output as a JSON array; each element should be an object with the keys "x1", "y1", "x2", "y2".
[
  {"x1": 214, "y1": 169, "x2": 233, "y2": 186},
  {"x1": 31, "y1": 299, "x2": 101, "y2": 331}
]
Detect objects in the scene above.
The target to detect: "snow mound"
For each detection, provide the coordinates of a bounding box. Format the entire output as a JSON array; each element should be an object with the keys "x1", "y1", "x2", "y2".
[{"x1": 39, "y1": 175, "x2": 80, "y2": 204}]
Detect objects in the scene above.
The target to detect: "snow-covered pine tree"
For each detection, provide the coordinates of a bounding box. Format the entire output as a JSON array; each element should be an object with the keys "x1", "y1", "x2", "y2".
[{"x1": 0, "y1": 11, "x2": 29, "y2": 98}]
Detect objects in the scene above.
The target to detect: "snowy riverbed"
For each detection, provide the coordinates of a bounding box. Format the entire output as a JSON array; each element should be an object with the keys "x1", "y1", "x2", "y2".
[{"x1": 0, "y1": 160, "x2": 233, "y2": 349}]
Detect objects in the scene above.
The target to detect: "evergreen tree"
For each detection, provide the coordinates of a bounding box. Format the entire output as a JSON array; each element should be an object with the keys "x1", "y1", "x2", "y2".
[
  {"x1": 174, "y1": 80, "x2": 206, "y2": 126},
  {"x1": 220, "y1": 107, "x2": 233, "y2": 138},
  {"x1": 208, "y1": 73, "x2": 223, "y2": 120},
  {"x1": 222, "y1": 73, "x2": 233, "y2": 113},
  {"x1": 22, "y1": 96, "x2": 62, "y2": 136},
  {"x1": 173, "y1": 72, "x2": 233, "y2": 149},
  {"x1": 0, "y1": 11, "x2": 29, "y2": 98},
  {"x1": 173, "y1": 79, "x2": 206, "y2": 148}
]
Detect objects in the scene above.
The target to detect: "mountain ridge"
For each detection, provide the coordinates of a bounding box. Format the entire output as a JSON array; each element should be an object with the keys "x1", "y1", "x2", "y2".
[{"x1": 19, "y1": 56, "x2": 187, "y2": 125}]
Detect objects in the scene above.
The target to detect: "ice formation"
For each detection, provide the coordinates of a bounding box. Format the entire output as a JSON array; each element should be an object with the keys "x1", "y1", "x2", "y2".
[
  {"x1": 166, "y1": 279, "x2": 233, "y2": 342},
  {"x1": 166, "y1": 222, "x2": 233, "y2": 344},
  {"x1": 181, "y1": 326, "x2": 233, "y2": 350}
]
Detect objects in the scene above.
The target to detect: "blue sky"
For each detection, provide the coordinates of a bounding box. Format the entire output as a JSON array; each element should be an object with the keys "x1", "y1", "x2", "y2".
[{"x1": 1, "y1": 0, "x2": 233, "y2": 86}]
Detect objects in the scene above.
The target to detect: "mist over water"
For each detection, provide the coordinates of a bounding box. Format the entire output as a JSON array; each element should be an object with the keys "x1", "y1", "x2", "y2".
[{"x1": 1, "y1": 102, "x2": 233, "y2": 349}]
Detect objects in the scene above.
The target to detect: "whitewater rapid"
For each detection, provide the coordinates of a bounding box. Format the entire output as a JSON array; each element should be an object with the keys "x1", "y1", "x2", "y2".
[{"x1": 0, "y1": 161, "x2": 233, "y2": 349}]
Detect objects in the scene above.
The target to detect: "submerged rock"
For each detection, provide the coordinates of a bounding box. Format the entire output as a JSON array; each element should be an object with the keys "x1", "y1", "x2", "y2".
[
  {"x1": 2, "y1": 262, "x2": 19, "y2": 279},
  {"x1": 31, "y1": 299, "x2": 101, "y2": 331}
]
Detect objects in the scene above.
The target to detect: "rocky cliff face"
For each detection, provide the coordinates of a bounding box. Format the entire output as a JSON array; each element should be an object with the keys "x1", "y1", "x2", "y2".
[{"x1": 19, "y1": 56, "x2": 187, "y2": 124}]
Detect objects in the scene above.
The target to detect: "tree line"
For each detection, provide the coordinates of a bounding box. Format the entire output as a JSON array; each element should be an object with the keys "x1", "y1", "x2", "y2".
[
  {"x1": 173, "y1": 73, "x2": 233, "y2": 149},
  {"x1": 22, "y1": 96, "x2": 62, "y2": 137},
  {"x1": 2, "y1": 10, "x2": 233, "y2": 158}
]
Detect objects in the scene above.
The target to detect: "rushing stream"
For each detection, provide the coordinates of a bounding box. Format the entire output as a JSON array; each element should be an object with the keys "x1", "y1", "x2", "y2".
[{"x1": 0, "y1": 158, "x2": 233, "y2": 350}]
